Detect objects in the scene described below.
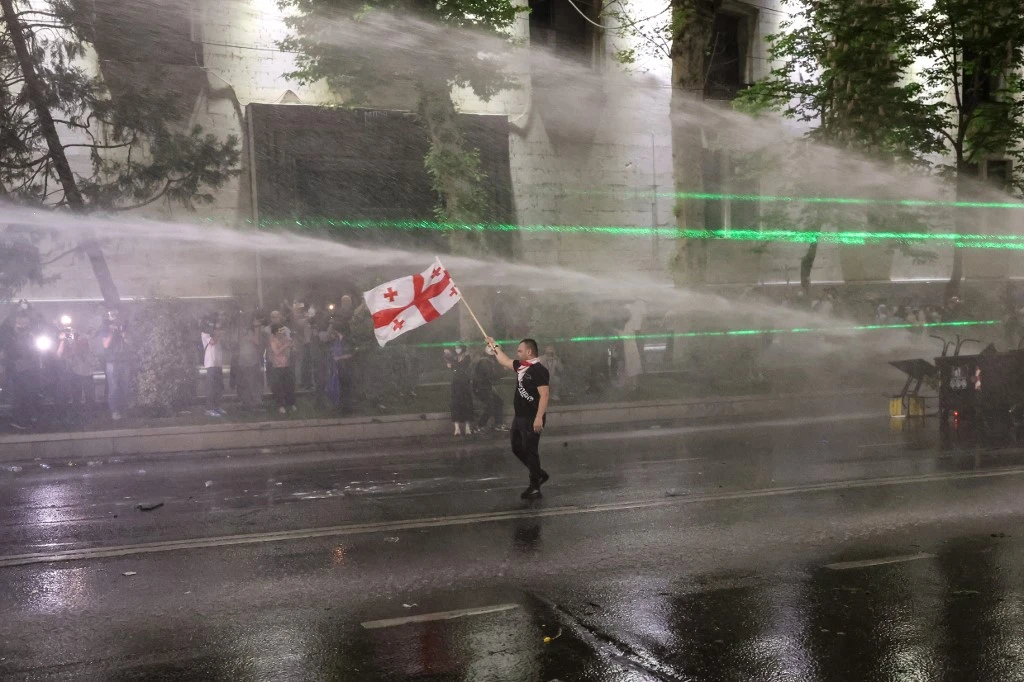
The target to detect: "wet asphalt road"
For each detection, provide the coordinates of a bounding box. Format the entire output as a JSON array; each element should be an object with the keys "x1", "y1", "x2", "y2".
[{"x1": 2, "y1": 413, "x2": 1024, "y2": 681}]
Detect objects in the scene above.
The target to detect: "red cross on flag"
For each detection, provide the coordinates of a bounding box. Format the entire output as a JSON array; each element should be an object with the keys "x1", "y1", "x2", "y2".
[{"x1": 362, "y1": 257, "x2": 463, "y2": 346}]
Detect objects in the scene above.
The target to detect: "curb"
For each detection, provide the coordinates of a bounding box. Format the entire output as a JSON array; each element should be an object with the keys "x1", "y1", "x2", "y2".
[{"x1": 0, "y1": 390, "x2": 883, "y2": 461}]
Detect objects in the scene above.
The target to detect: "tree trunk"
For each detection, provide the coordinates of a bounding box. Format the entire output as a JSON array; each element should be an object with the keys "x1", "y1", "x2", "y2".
[
  {"x1": 945, "y1": 164, "x2": 972, "y2": 302},
  {"x1": 0, "y1": 0, "x2": 120, "y2": 306},
  {"x1": 800, "y1": 241, "x2": 818, "y2": 294},
  {"x1": 669, "y1": 0, "x2": 720, "y2": 286}
]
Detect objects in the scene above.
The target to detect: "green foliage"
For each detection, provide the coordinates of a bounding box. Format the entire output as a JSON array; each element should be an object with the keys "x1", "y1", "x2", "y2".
[
  {"x1": 0, "y1": 1, "x2": 240, "y2": 210},
  {"x1": 0, "y1": 0, "x2": 241, "y2": 300},
  {"x1": 732, "y1": 0, "x2": 1024, "y2": 287},
  {"x1": 418, "y1": 87, "x2": 490, "y2": 228},
  {"x1": 126, "y1": 300, "x2": 198, "y2": 415},
  {"x1": 916, "y1": 0, "x2": 1024, "y2": 190},
  {"x1": 0, "y1": 227, "x2": 46, "y2": 302},
  {"x1": 279, "y1": 0, "x2": 524, "y2": 235},
  {"x1": 614, "y1": 48, "x2": 638, "y2": 65},
  {"x1": 278, "y1": 0, "x2": 525, "y2": 103},
  {"x1": 735, "y1": 0, "x2": 941, "y2": 162},
  {"x1": 601, "y1": 0, "x2": 672, "y2": 66},
  {"x1": 737, "y1": 0, "x2": 1024, "y2": 182}
]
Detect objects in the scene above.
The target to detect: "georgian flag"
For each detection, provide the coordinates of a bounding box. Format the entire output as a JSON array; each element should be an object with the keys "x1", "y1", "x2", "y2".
[{"x1": 363, "y1": 257, "x2": 462, "y2": 347}]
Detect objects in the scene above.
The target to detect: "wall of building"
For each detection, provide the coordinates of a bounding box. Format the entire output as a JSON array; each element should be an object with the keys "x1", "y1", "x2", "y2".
[{"x1": 22, "y1": 0, "x2": 1009, "y2": 311}]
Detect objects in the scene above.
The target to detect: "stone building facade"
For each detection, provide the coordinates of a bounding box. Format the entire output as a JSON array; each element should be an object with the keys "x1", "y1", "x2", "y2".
[{"x1": 24, "y1": 0, "x2": 1002, "y2": 307}]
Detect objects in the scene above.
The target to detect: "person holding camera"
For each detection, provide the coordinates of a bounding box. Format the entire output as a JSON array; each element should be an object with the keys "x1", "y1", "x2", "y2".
[
  {"x1": 201, "y1": 317, "x2": 226, "y2": 417},
  {"x1": 57, "y1": 319, "x2": 96, "y2": 408},
  {"x1": 268, "y1": 323, "x2": 296, "y2": 414}
]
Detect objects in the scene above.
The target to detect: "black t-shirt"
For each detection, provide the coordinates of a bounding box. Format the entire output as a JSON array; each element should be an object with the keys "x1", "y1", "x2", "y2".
[{"x1": 512, "y1": 359, "x2": 549, "y2": 420}]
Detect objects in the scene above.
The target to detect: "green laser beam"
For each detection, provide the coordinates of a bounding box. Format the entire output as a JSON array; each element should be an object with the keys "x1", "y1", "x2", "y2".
[
  {"x1": 249, "y1": 218, "x2": 1024, "y2": 251},
  {"x1": 411, "y1": 319, "x2": 999, "y2": 348},
  {"x1": 569, "y1": 190, "x2": 1024, "y2": 211}
]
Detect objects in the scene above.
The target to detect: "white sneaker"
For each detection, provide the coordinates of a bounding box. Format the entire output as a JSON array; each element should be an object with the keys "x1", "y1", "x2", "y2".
[
  {"x1": 278, "y1": 407, "x2": 287, "y2": 415},
  {"x1": 453, "y1": 424, "x2": 461, "y2": 436},
  {"x1": 111, "y1": 411, "x2": 122, "y2": 421},
  {"x1": 290, "y1": 405, "x2": 298, "y2": 413}
]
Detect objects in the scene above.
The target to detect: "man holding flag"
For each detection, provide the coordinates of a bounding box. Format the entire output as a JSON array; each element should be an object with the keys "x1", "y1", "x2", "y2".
[
  {"x1": 486, "y1": 336, "x2": 551, "y2": 500},
  {"x1": 364, "y1": 257, "x2": 550, "y2": 499}
]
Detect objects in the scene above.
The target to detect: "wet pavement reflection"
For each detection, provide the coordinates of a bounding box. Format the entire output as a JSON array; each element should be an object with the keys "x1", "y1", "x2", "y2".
[{"x1": 3, "y1": 415, "x2": 1024, "y2": 679}]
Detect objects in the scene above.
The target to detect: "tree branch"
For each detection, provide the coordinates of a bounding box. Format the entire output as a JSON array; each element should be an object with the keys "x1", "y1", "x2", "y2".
[
  {"x1": 111, "y1": 179, "x2": 174, "y2": 211},
  {"x1": 39, "y1": 244, "x2": 81, "y2": 266},
  {"x1": 62, "y1": 142, "x2": 132, "y2": 150},
  {"x1": 1, "y1": 155, "x2": 49, "y2": 170}
]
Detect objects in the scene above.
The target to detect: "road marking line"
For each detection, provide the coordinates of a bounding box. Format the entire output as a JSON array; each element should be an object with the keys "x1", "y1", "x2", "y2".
[
  {"x1": 361, "y1": 603, "x2": 519, "y2": 629},
  {"x1": 2, "y1": 465, "x2": 1023, "y2": 568},
  {"x1": 825, "y1": 552, "x2": 935, "y2": 571}
]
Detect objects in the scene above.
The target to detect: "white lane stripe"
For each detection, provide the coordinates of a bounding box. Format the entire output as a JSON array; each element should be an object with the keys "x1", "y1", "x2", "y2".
[
  {"x1": 825, "y1": 552, "x2": 935, "y2": 571},
  {"x1": 361, "y1": 604, "x2": 519, "y2": 630},
  {"x1": 2, "y1": 465, "x2": 1023, "y2": 568}
]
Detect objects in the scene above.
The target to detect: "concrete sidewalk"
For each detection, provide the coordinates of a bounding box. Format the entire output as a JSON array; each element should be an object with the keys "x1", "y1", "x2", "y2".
[{"x1": 0, "y1": 390, "x2": 884, "y2": 462}]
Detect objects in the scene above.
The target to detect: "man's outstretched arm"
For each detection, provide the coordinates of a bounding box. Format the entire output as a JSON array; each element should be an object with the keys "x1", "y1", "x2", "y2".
[{"x1": 486, "y1": 337, "x2": 515, "y2": 370}]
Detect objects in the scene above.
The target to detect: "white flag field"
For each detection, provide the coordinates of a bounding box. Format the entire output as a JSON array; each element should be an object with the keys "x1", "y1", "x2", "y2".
[{"x1": 362, "y1": 257, "x2": 463, "y2": 347}]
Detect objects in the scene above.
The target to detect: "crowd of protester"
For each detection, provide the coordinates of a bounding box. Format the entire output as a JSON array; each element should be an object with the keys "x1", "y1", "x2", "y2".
[
  {"x1": 0, "y1": 294, "x2": 369, "y2": 431},
  {"x1": 7, "y1": 282, "x2": 992, "y2": 433}
]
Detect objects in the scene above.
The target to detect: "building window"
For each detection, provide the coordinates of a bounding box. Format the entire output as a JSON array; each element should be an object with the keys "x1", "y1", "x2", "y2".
[
  {"x1": 962, "y1": 47, "x2": 1002, "y2": 111},
  {"x1": 529, "y1": 0, "x2": 599, "y2": 66},
  {"x1": 704, "y1": 11, "x2": 752, "y2": 101},
  {"x1": 983, "y1": 159, "x2": 1011, "y2": 190}
]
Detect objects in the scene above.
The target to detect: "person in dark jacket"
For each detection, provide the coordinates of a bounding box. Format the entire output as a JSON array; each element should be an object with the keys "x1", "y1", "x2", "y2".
[
  {"x1": 444, "y1": 344, "x2": 474, "y2": 435},
  {"x1": 473, "y1": 351, "x2": 505, "y2": 431}
]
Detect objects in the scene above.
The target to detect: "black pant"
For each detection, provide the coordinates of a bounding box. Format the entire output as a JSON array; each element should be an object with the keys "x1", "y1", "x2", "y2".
[
  {"x1": 475, "y1": 388, "x2": 503, "y2": 428},
  {"x1": 235, "y1": 364, "x2": 263, "y2": 409},
  {"x1": 61, "y1": 372, "x2": 94, "y2": 405},
  {"x1": 510, "y1": 416, "x2": 546, "y2": 484},
  {"x1": 206, "y1": 366, "x2": 224, "y2": 410},
  {"x1": 269, "y1": 366, "x2": 296, "y2": 408},
  {"x1": 337, "y1": 361, "x2": 354, "y2": 413},
  {"x1": 9, "y1": 369, "x2": 39, "y2": 425}
]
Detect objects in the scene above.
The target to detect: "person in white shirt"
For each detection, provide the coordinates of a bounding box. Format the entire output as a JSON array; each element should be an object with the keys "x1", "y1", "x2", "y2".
[{"x1": 202, "y1": 319, "x2": 226, "y2": 417}]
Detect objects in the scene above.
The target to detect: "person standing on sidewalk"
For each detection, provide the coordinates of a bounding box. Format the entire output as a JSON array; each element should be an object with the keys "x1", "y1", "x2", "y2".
[
  {"x1": 99, "y1": 309, "x2": 129, "y2": 421},
  {"x1": 201, "y1": 319, "x2": 226, "y2": 417},
  {"x1": 485, "y1": 336, "x2": 550, "y2": 499},
  {"x1": 268, "y1": 323, "x2": 296, "y2": 414},
  {"x1": 444, "y1": 344, "x2": 474, "y2": 436},
  {"x1": 1, "y1": 311, "x2": 41, "y2": 430},
  {"x1": 234, "y1": 315, "x2": 265, "y2": 412}
]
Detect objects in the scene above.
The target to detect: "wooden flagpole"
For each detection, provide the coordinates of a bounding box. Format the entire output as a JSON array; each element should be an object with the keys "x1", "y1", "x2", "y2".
[{"x1": 460, "y1": 296, "x2": 489, "y2": 341}]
